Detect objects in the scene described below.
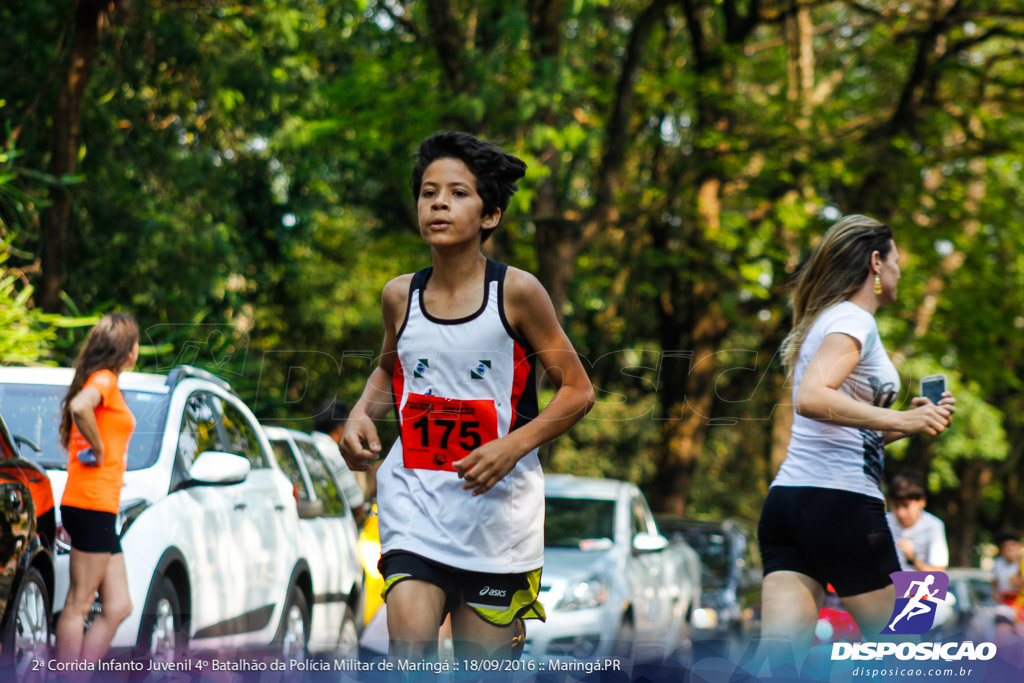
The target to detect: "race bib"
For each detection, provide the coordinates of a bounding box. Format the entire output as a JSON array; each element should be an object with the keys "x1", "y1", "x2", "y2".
[{"x1": 400, "y1": 393, "x2": 498, "y2": 471}]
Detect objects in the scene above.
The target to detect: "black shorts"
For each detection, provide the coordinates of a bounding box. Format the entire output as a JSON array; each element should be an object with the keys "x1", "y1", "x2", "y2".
[
  {"x1": 60, "y1": 505, "x2": 122, "y2": 554},
  {"x1": 378, "y1": 551, "x2": 545, "y2": 626},
  {"x1": 757, "y1": 486, "x2": 899, "y2": 597}
]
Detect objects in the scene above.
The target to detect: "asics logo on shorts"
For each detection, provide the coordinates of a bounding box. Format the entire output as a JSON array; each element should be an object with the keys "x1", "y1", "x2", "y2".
[{"x1": 479, "y1": 586, "x2": 506, "y2": 597}]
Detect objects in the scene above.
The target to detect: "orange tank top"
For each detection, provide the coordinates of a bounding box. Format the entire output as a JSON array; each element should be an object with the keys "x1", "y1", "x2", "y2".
[{"x1": 62, "y1": 370, "x2": 136, "y2": 513}]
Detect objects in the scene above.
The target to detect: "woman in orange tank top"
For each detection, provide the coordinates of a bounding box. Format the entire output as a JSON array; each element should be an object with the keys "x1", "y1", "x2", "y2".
[{"x1": 55, "y1": 313, "x2": 139, "y2": 662}]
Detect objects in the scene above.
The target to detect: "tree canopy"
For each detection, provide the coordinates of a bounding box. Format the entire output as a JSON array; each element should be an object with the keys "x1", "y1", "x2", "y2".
[{"x1": 3, "y1": 0, "x2": 1023, "y2": 563}]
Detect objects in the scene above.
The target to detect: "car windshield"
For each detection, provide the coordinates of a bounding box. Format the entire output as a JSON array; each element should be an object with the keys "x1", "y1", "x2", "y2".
[
  {"x1": 545, "y1": 496, "x2": 615, "y2": 548},
  {"x1": 0, "y1": 382, "x2": 168, "y2": 471},
  {"x1": 675, "y1": 527, "x2": 732, "y2": 584}
]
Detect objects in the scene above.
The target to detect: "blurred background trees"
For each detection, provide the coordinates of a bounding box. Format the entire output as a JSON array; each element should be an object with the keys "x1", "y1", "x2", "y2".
[{"x1": 3, "y1": 0, "x2": 1023, "y2": 564}]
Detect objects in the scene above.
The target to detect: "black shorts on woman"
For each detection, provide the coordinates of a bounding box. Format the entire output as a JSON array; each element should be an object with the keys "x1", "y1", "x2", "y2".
[
  {"x1": 758, "y1": 485, "x2": 900, "y2": 597},
  {"x1": 60, "y1": 505, "x2": 122, "y2": 554}
]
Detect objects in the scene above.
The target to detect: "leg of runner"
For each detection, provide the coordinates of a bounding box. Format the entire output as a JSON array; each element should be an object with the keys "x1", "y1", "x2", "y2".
[
  {"x1": 761, "y1": 571, "x2": 824, "y2": 659},
  {"x1": 55, "y1": 549, "x2": 112, "y2": 660},
  {"x1": 81, "y1": 553, "x2": 133, "y2": 661},
  {"x1": 386, "y1": 580, "x2": 447, "y2": 659},
  {"x1": 842, "y1": 584, "x2": 896, "y2": 639},
  {"x1": 449, "y1": 603, "x2": 517, "y2": 660}
]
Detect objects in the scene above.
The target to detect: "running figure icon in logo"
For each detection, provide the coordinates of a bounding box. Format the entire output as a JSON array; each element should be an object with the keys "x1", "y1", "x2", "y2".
[{"x1": 881, "y1": 571, "x2": 949, "y2": 635}]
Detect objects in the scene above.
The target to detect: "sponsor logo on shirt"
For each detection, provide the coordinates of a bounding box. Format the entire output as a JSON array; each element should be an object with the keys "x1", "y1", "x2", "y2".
[{"x1": 479, "y1": 586, "x2": 506, "y2": 597}]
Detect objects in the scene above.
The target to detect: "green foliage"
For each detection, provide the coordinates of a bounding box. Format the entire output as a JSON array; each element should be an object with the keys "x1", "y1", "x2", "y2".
[
  {"x1": 2, "y1": 1, "x2": 1024, "y2": 547},
  {"x1": 0, "y1": 239, "x2": 57, "y2": 365},
  {"x1": 887, "y1": 358, "x2": 1009, "y2": 478},
  {"x1": 547, "y1": 390, "x2": 661, "y2": 484}
]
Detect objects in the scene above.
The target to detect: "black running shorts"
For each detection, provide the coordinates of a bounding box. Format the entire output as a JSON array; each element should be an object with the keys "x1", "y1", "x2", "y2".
[
  {"x1": 60, "y1": 505, "x2": 122, "y2": 554},
  {"x1": 757, "y1": 486, "x2": 900, "y2": 597},
  {"x1": 378, "y1": 550, "x2": 545, "y2": 626}
]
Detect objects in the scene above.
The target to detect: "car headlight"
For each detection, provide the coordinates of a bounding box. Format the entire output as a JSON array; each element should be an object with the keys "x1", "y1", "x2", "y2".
[
  {"x1": 359, "y1": 539, "x2": 382, "y2": 580},
  {"x1": 116, "y1": 499, "x2": 150, "y2": 539},
  {"x1": 693, "y1": 607, "x2": 719, "y2": 629},
  {"x1": 556, "y1": 577, "x2": 609, "y2": 611}
]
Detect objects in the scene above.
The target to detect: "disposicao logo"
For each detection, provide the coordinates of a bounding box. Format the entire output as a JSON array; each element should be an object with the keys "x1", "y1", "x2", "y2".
[
  {"x1": 831, "y1": 641, "x2": 996, "y2": 662},
  {"x1": 881, "y1": 571, "x2": 948, "y2": 635},
  {"x1": 831, "y1": 570, "x2": 997, "y2": 664}
]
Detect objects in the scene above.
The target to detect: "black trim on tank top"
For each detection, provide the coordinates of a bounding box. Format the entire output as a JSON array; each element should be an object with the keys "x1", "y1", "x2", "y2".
[
  {"x1": 494, "y1": 262, "x2": 534, "y2": 350},
  {"x1": 493, "y1": 261, "x2": 540, "y2": 431},
  {"x1": 415, "y1": 259, "x2": 500, "y2": 325},
  {"x1": 511, "y1": 357, "x2": 540, "y2": 432},
  {"x1": 396, "y1": 270, "x2": 429, "y2": 341}
]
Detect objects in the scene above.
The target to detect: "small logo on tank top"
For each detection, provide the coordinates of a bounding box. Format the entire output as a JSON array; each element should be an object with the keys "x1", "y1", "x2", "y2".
[
  {"x1": 470, "y1": 359, "x2": 492, "y2": 380},
  {"x1": 479, "y1": 586, "x2": 506, "y2": 597},
  {"x1": 414, "y1": 358, "x2": 430, "y2": 379}
]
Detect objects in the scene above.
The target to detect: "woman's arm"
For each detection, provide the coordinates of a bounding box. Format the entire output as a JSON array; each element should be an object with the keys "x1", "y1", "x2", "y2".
[
  {"x1": 69, "y1": 387, "x2": 104, "y2": 466},
  {"x1": 795, "y1": 333, "x2": 952, "y2": 435},
  {"x1": 339, "y1": 275, "x2": 409, "y2": 471},
  {"x1": 454, "y1": 268, "x2": 595, "y2": 495},
  {"x1": 883, "y1": 393, "x2": 956, "y2": 443}
]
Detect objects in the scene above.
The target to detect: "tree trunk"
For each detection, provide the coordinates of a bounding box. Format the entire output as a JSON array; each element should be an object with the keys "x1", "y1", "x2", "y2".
[
  {"x1": 650, "y1": 264, "x2": 729, "y2": 513},
  {"x1": 39, "y1": 0, "x2": 108, "y2": 313}
]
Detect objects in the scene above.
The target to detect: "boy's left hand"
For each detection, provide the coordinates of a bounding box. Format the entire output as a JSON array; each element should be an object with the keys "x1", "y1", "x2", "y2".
[{"x1": 453, "y1": 440, "x2": 522, "y2": 496}]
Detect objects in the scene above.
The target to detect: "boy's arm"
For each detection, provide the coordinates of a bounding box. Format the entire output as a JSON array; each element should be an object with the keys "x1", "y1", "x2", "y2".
[
  {"x1": 454, "y1": 268, "x2": 595, "y2": 495},
  {"x1": 340, "y1": 276, "x2": 410, "y2": 471}
]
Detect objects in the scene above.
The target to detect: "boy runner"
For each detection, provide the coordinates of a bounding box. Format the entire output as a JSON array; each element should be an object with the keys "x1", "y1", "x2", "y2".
[{"x1": 340, "y1": 131, "x2": 594, "y2": 660}]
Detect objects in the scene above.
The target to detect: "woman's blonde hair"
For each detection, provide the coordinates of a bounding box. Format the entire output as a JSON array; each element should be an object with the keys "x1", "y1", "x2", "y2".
[
  {"x1": 60, "y1": 313, "x2": 139, "y2": 449},
  {"x1": 780, "y1": 215, "x2": 893, "y2": 372}
]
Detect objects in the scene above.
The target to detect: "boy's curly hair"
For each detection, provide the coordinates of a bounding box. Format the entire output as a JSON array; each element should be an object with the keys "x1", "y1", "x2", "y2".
[{"x1": 411, "y1": 131, "x2": 527, "y2": 242}]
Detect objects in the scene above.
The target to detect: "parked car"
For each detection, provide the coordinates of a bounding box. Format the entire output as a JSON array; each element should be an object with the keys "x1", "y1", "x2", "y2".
[
  {"x1": 0, "y1": 410, "x2": 55, "y2": 680},
  {"x1": 813, "y1": 585, "x2": 862, "y2": 645},
  {"x1": 941, "y1": 567, "x2": 999, "y2": 642},
  {"x1": 655, "y1": 518, "x2": 761, "y2": 640},
  {"x1": 0, "y1": 365, "x2": 323, "y2": 660},
  {"x1": 262, "y1": 426, "x2": 362, "y2": 656},
  {"x1": 524, "y1": 474, "x2": 698, "y2": 662}
]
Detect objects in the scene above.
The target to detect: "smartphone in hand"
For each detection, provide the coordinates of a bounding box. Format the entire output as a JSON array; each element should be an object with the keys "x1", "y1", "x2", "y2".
[
  {"x1": 77, "y1": 447, "x2": 97, "y2": 466},
  {"x1": 920, "y1": 374, "x2": 947, "y2": 406}
]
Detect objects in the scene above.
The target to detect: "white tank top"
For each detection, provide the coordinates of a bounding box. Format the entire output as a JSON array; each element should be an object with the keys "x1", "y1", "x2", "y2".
[{"x1": 377, "y1": 259, "x2": 544, "y2": 573}]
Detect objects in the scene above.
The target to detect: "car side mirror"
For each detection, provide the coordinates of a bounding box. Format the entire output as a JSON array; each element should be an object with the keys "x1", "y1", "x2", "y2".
[
  {"x1": 297, "y1": 498, "x2": 323, "y2": 519},
  {"x1": 632, "y1": 532, "x2": 669, "y2": 554},
  {"x1": 13, "y1": 435, "x2": 41, "y2": 453},
  {"x1": 189, "y1": 451, "x2": 250, "y2": 485}
]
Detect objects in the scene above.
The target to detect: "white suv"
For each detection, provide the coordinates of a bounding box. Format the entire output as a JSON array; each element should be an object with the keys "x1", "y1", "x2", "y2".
[
  {"x1": 0, "y1": 365, "x2": 322, "y2": 660},
  {"x1": 263, "y1": 426, "x2": 362, "y2": 657}
]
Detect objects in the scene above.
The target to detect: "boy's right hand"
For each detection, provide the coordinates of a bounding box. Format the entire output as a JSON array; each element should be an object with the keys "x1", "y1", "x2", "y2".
[{"x1": 340, "y1": 413, "x2": 382, "y2": 471}]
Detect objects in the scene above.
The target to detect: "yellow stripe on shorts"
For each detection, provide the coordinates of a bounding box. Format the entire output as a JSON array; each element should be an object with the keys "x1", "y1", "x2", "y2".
[
  {"x1": 466, "y1": 567, "x2": 546, "y2": 626},
  {"x1": 381, "y1": 572, "x2": 412, "y2": 600}
]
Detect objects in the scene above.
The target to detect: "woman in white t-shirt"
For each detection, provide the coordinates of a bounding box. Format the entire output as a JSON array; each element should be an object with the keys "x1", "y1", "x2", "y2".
[{"x1": 758, "y1": 215, "x2": 956, "y2": 657}]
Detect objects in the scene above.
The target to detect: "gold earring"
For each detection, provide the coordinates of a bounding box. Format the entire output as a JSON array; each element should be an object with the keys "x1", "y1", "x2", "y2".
[{"x1": 874, "y1": 275, "x2": 882, "y2": 295}]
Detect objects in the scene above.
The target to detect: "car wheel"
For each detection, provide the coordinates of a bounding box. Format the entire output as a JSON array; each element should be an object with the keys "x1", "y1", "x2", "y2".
[
  {"x1": 337, "y1": 605, "x2": 359, "y2": 659},
  {"x1": 611, "y1": 615, "x2": 635, "y2": 660},
  {"x1": 138, "y1": 576, "x2": 187, "y2": 662},
  {"x1": 276, "y1": 586, "x2": 310, "y2": 662},
  {"x1": 4, "y1": 567, "x2": 52, "y2": 681}
]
